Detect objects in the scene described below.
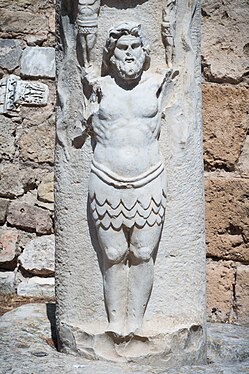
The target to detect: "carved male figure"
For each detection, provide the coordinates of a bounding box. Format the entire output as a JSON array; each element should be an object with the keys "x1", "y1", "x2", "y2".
[
  {"x1": 88, "y1": 23, "x2": 174, "y2": 338},
  {"x1": 162, "y1": 0, "x2": 176, "y2": 67},
  {"x1": 77, "y1": 0, "x2": 101, "y2": 67}
]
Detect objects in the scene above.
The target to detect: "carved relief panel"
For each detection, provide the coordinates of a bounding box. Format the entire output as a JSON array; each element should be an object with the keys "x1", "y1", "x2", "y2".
[{"x1": 55, "y1": 0, "x2": 205, "y2": 365}]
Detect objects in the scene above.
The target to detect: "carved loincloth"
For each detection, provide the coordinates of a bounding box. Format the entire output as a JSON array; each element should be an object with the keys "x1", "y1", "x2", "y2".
[
  {"x1": 77, "y1": 16, "x2": 98, "y2": 34},
  {"x1": 88, "y1": 159, "x2": 167, "y2": 230},
  {"x1": 77, "y1": 25, "x2": 98, "y2": 35}
]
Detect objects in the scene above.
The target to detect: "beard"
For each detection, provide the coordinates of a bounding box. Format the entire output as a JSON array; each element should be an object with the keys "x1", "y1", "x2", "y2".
[{"x1": 111, "y1": 54, "x2": 145, "y2": 81}]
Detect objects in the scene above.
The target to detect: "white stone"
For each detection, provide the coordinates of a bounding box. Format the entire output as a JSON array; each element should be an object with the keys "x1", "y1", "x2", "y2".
[
  {"x1": 0, "y1": 305, "x2": 249, "y2": 374},
  {"x1": 0, "y1": 74, "x2": 49, "y2": 113},
  {"x1": 55, "y1": 0, "x2": 205, "y2": 366},
  {"x1": 0, "y1": 271, "x2": 15, "y2": 294},
  {"x1": 17, "y1": 277, "x2": 55, "y2": 298},
  {"x1": 20, "y1": 47, "x2": 55, "y2": 78},
  {"x1": 19, "y1": 235, "x2": 55, "y2": 276},
  {"x1": 77, "y1": 0, "x2": 100, "y2": 67}
]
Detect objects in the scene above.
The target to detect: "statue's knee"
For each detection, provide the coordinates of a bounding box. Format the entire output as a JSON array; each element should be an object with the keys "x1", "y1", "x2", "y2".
[
  {"x1": 104, "y1": 246, "x2": 127, "y2": 264},
  {"x1": 131, "y1": 246, "x2": 153, "y2": 262}
]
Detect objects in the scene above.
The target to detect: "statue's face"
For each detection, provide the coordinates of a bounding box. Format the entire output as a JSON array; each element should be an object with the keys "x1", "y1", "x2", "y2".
[{"x1": 111, "y1": 35, "x2": 146, "y2": 81}]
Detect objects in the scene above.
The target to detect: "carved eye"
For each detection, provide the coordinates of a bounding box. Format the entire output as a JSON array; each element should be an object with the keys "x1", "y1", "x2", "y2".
[
  {"x1": 117, "y1": 44, "x2": 128, "y2": 51},
  {"x1": 131, "y1": 43, "x2": 140, "y2": 49}
]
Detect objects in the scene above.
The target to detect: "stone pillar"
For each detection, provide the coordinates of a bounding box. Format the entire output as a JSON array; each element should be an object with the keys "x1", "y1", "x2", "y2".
[{"x1": 55, "y1": 0, "x2": 206, "y2": 367}]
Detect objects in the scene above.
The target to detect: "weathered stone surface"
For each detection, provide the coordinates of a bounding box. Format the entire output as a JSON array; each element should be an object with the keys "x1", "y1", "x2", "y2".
[
  {"x1": 205, "y1": 177, "x2": 249, "y2": 262},
  {"x1": 236, "y1": 265, "x2": 249, "y2": 325},
  {"x1": 237, "y1": 135, "x2": 249, "y2": 175},
  {"x1": 0, "y1": 10, "x2": 48, "y2": 38},
  {"x1": 207, "y1": 322, "x2": 249, "y2": 365},
  {"x1": 20, "y1": 80, "x2": 56, "y2": 126},
  {"x1": 0, "y1": 38, "x2": 22, "y2": 71},
  {"x1": 55, "y1": 1, "x2": 206, "y2": 365},
  {"x1": 0, "y1": 304, "x2": 249, "y2": 373},
  {"x1": 16, "y1": 230, "x2": 36, "y2": 254},
  {"x1": 25, "y1": 34, "x2": 48, "y2": 46},
  {"x1": 201, "y1": 0, "x2": 249, "y2": 83},
  {"x1": 0, "y1": 74, "x2": 49, "y2": 114},
  {"x1": 37, "y1": 173, "x2": 54, "y2": 203},
  {"x1": 202, "y1": 84, "x2": 249, "y2": 170},
  {"x1": 0, "y1": 271, "x2": 15, "y2": 294},
  {"x1": 19, "y1": 235, "x2": 55, "y2": 276},
  {"x1": 7, "y1": 201, "x2": 53, "y2": 234},
  {"x1": 20, "y1": 47, "x2": 55, "y2": 78},
  {"x1": 0, "y1": 197, "x2": 9, "y2": 224},
  {"x1": 17, "y1": 277, "x2": 55, "y2": 298},
  {"x1": 0, "y1": 228, "x2": 19, "y2": 264},
  {"x1": 35, "y1": 200, "x2": 54, "y2": 212},
  {"x1": 0, "y1": 115, "x2": 16, "y2": 161},
  {"x1": 206, "y1": 259, "x2": 235, "y2": 323},
  {"x1": 18, "y1": 121, "x2": 55, "y2": 164},
  {"x1": 0, "y1": 163, "x2": 51, "y2": 199},
  {"x1": 0, "y1": 164, "x2": 24, "y2": 198}
]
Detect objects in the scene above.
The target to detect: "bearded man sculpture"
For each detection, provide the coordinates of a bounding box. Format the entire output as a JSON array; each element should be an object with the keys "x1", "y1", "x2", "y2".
[{"x1": 87, "y1": 23, "x2": 174, "y2": 339}]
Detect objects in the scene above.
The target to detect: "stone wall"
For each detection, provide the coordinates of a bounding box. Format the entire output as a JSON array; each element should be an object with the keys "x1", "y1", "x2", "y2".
[
  {"x1": 0, "y1": 0, "x2": 248, "y2": 324},
  {"x1": 202, "y1": 0, "x2": 249, "y2": 324},
  {"x1": 0, "y1": 0, "x2": 56, "y2": 298}
]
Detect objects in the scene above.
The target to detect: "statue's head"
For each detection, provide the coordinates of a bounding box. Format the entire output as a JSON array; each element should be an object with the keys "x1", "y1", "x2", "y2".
[{"x1": 103, "y1": 22, "x2": 150, "y2": 81}]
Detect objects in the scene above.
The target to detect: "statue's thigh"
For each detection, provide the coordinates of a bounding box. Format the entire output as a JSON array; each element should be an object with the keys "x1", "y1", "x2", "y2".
[
  {"x1": 86, "y1": 33, "x2": 97, "y2": 49},
  {"x1": 130, "y1": 224, "x2": 163, "y2": 261},
  {"x1": 97, "y1": 226, "x2": 128, "y2": 263}
]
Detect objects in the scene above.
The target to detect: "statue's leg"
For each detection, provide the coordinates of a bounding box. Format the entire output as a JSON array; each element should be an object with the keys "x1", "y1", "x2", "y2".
[
  {"x1": 86, "y1": 33, "x2": 97, "y2": 66},
  {"x1": 126, "y1": 224, "x2": 163, "y2": 336},
  {"x1": 97, "y1": 225, "x2": 129, "y2": 337},
  {"x1": 78, "y1": 33, "x2": 88, "y2": 68}
]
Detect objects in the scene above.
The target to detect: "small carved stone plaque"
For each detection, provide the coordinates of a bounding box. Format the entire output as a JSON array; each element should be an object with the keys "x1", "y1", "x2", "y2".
[{"x1": 0, "y1": 75, "x2": 49, "y2": 113}]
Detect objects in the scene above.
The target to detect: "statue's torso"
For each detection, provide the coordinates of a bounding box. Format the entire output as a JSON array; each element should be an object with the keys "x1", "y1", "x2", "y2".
[{"x1": 92, "y1": 74, "x2": 163, "y2": 177}]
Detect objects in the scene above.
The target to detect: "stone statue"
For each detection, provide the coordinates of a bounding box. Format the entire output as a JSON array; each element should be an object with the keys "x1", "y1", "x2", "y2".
[
  {"x1": 87, "y1": 23, "x2": 176, "y2": 339},
  {"x1": 77, "y1": 0, "x2": 101, "y2": 67},
  {"x1": 162, "y1": 0, "x2": 176, "y2": 67}
]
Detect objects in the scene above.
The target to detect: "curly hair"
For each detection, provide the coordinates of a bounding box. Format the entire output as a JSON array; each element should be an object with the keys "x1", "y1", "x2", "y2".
[{"x1": 102, "y1": 22, "x2": 150, "y2": 75}]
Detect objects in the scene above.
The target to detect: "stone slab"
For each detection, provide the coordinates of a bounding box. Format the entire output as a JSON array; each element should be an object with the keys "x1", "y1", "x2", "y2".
[
  {"x1": 37, "y1": 173, "x2": 54, "y2": 203},
  {"x1": 0, "y1": 115, "x2": 16, "y2": 161},
  {"x1": 19, "y1": 235, "x2": 55, "y2": 276},
  {"x1": 0, "y1": 304, "x2": 249, "y2": 373},
  {"x1": 0, "y1": 197, "x2": 9, "y2": 224},
  {"x1": 201, "y1": 0, "x2": 249, "y2": 83},
  {"x1": 17, "y1": 277, "x2": 55, "y2": 298},
  {"x1": 206, "y1": 259, "x2": 235, "y2": 324},
  {"x1": 7, "y1": 201, "x2": 53, "y2": 234},
  {"x1": 202, "y1": 84, "x2": 249, "y2": 170},
  {"x1": 0, "y1": 10, "x2": 48, "y2": 38},
  {"x1": 236, "y1": 265, "x2": 249, "y2": 325},
  {"x1": 0, "y1": 271, "x2": 15, "y2": 294},
  {"x1": 18, "y1": 120, "x2": 55, "y2": 164},
  {"x1": 55, "y1": 0, "x2": 206, "y2": 365},
  {"x1": 20, "y1": 47, "x2": 55, "y2": 78},
  {"x1": 0, "y1": 38, "x2": 22, "y2": 71},
  {"x1": 0, "y1": 163, "x2": 51, "y2": 199},
  {"x1": 0, "y1": 228, "x2": 19, "y2": 264},
  {"x1": 205, "y1": 177, "x2": 249, "y2": 262},
  {"x1": 238, "y1": 135, "x2": 249, "y2": 175}
]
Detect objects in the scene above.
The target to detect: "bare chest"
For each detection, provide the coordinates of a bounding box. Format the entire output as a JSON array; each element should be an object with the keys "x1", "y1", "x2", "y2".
[{"x1": 98, "y1": 82, "x2": 159, "y2": 121}]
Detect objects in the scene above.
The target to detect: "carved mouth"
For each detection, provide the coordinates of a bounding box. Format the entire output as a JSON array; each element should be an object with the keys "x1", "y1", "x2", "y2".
[{"x1": 125, "y1": 57, "x2": 135, "y2": 63}]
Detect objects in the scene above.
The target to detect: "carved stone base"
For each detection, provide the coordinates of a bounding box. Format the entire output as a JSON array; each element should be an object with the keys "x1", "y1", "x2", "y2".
[{"x1": 57, "y1": 320, "x2": 206, "y2": 367}]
